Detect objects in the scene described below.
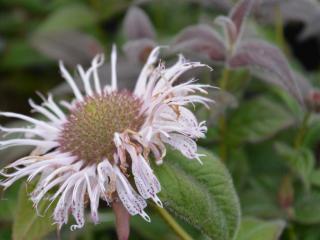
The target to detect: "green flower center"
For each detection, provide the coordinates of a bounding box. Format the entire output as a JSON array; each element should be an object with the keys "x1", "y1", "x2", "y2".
[{"x1": 58, "y1": 91, "x2": 144, "y2": 165}]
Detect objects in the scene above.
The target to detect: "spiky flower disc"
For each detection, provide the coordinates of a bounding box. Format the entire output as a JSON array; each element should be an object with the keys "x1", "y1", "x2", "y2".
[
  {"x1": 0, "y1": 46, "x2": 212, "y2": 230},
  {"x1": 59, "y1": 91, "x2": 144, "y2": 164}
]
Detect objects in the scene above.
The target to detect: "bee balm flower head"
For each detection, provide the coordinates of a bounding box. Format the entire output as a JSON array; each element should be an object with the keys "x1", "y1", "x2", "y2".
[{"x1": 0, "y1": 46, "x2": 212, "y2": 230}]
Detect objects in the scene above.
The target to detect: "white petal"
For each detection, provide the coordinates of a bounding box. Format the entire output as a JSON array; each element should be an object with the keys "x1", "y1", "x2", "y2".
[
  {"x1": 161, "y1": 133, "x2": 202, "y2": 163},
  {"x1": 114, "y1": 167, "x2": 150, "y2": 221},
  {"x1": 134, "y1": 47, "x2": 160, "y2": 96},
  {"x1": 111, "y1": 44, "x2": 118, "y2": 91},
  {"x1": 59, "y1": 61, "x2": 84, "y2": 101}
]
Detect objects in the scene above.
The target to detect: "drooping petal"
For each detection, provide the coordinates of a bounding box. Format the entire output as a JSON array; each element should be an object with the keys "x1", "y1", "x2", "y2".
[
  {"x1": 114, "y1": 167, "x2": 150, "y2": 222},
  {"x1": 161, "y1": 133, "x2": 203, "y2": 163}
]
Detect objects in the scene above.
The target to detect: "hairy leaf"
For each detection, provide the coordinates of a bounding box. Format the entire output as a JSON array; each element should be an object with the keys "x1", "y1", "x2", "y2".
[
  {"x1": 154, "y1": 148, "x2": 241, "y2": 240},
  {"x1": 228, "y1": 40, "x2": 303, "y2": 103},
  {"x1": 173, "y1": 24, "x2": 226, "y2": 61},
  {"x1": 12, "y1": 183, "x2": 56, "y2": 240},
  {"x1": 214, "y1": 16, "x2": 237, "y2": 49},
  {"x1": 229, "y1": 0, "x2": 255, "y2": 38},
  {"x1": 235, "y1": 217, "x2": 285, "y2": 240},
  {"x1": 123, "y1": 6, "x2": 156, "y2": 40},
  {"x1": 226, "y1": 97, "x2": 294, "y2": 144}
]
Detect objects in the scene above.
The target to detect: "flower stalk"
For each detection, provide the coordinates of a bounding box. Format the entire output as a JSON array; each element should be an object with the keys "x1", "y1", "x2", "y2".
[
  {"x1": 218, "y1": 67, "x2": 230, "y2": 161},
  {"x1": 155, "y1": 206, "x2": 193, "y2": 240}
]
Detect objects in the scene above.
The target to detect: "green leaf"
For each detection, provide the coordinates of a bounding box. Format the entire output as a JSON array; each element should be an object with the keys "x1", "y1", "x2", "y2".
[
  {"x1": 275, "y1": 143, "x2": 315, "y2": 190},
  {"x1": 304, "y1": 120, "x2": 320, "y2": 149},
  {"x1": 0, "y1": 182, "x2": 20, "y2": 221},
  {"x1": 294, "y1": 190, "x2": 320, "y2": 224},
  {"x1": 310, "y1": 169, "x2": 320, "y2": 187},
  {"x1": 0, "y1": 40, "x2": 48, "y2": 69},
  {"x1": 226, "y1": 148, "x2": 249, "y2": 191},
  {"x1": 154, "y1": 148, "x2": 241, "y2": 240},
  {"x1": 226, "y1": 97, "x2": 294, "y2": 144},
  {"x1": 35, "y1": 3, "x2": 96, "y2": 34},
  {"x1": 235, "y1": 217, "x2": 285, "y2": 240},
  {"x1": 12, "y1": 183, "x2": 56, "y2": 240}
]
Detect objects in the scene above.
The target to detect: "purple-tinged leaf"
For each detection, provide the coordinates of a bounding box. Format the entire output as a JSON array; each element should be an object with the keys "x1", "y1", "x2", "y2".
[
  {"x1": 257, "y1": 0, "x2": 319, "y2": 26},
  {"x1": 123, "y1": 6, "x2": 156, "y2": 40},
  {"x1": 173, "y1": 24, "x2": 226, "y2": 61},
  {"x1": 214, "y1": 16, "x2": 237, "y2": 49},
  {"x1": 112, "y1": 201, "x2": 131, "y2": 240},
  {"x1": 123, "y1": 38, "x2": 156, "y2": 63},
  {"x1": 174, "y1": 24, "x2": 224, "y2": 45},
  {"x1": 228, "y1": 40, "x2": 303, "y2": 103},
  {"x1": 229, "y1": 0, "x2": 255, "y2": 37},
  {"x1": 173, "y1": 39, "x2": 226, "y2": 62},
  {"x1": 30, "y1": 31, "x2": 103, "y2": 67}
]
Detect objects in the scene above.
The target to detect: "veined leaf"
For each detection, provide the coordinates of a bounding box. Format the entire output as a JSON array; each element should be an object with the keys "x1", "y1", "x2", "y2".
[
  {"x1": 226, "y1": 97, "x2": 294, "y2": 144},
  {"x1": 235, "y1": 217, "x2": 285, "y2": 240},
  {"x1": 154, "y1": 148, "x2": 241, "y2": 240},
  {"x1": 12, "y1": 183, "x2": 56, "y2": 240}
]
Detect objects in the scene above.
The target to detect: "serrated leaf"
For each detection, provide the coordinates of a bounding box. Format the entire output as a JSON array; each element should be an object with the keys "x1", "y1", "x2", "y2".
[
  {"x1": 35, "y1": 4, "x2": 96, "y2": 34},
  {"x1": 226, "y1": 97, "x2": 294, "y2": 144},
  {"x1": 12, "y1": 183, "x2": 56, "y2": 240},
  {"x1": 154, "y1": 148, "x2": 241, "y2": 240},
  {"x1": 275, "y1": 143, "x2": 315, "y2": 190},
  {"x1": 235, "y1": 217, "x2": 285, "y2": 240}
]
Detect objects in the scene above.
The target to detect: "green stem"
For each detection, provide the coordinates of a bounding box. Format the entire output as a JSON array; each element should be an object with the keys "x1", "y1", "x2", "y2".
[
  {"x1": 218, "y1": 68, "x2": 230, "y2": 161},
  {"x1": 275, "y1": 4, "x2": 289, "y2": 56},
  {"x1": 294, "y1": 112, "x2": 311, "y2": 149},
  {"x1": 155, "y1": 206, "x2": 193, "y2": 240},
  {"x1": 219, "y1": 67, "x2": 230, "y2": 91},
  {"x1": 287, "y1": 224, "x2": 298, "y2": 240}
]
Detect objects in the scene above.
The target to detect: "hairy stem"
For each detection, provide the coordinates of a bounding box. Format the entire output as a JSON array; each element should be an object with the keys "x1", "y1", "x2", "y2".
[
  {"x1": 155, "y1": 206, "x2": 193, "y2": 240},
  {"x1": 218, "y1": 68, "x2": 230, "y2": 161}
]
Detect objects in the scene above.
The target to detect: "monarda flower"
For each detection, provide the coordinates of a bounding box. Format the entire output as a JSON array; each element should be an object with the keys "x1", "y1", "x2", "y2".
[{"x1": 0, "y1": 46, "x2": 211, "y2": 230}]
